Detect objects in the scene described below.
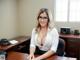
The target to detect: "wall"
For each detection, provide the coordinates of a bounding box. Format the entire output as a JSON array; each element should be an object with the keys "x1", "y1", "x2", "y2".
[
  {"x1": 55, "y1": 22, "x2": 80, "y2": 33},
  {"x1": 0, "y1": 0, "x2": 18, "y2": 39},
  {"x1": 18, "y1": 0, "x2": 54, "y2": 36}
]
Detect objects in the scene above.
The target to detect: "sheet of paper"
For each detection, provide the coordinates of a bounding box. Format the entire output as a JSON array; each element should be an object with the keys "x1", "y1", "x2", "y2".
[{"x1": 9, "y1": 40, "x2": 18, "y2": 44}]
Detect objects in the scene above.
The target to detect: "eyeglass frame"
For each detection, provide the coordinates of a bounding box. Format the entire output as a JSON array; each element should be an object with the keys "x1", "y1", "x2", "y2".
[{"x1": 38, "y1": 16, "x2": 49, "y2": 20}]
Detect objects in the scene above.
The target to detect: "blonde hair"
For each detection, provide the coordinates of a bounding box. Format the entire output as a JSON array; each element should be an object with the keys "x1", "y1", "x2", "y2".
[{"x1": 36, "y1": 8, "x2": 54, "y2": 32}]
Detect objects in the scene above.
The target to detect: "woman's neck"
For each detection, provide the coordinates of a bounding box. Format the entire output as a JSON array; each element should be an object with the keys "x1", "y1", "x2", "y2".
[{"x1": 40, "y1": 26, "x2": 48, "y2": 31}]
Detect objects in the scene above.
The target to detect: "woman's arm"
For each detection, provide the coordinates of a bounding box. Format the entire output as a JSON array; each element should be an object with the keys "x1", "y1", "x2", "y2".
[
  {"x1": 30, "y1": 47, "x2": 35, "y2": 55},
  {"x1": 30, "y1": 28, "x2": 36, "y2": 54},
  {"x1": 28, "y1": 47, "x2": 35, "y2": 60},
  {"x1": 36, "y1": 50, "x2": 55, "y2": 60},
  {"x1": 29, "y1": 28, "x2": 36, "y2": 59}
]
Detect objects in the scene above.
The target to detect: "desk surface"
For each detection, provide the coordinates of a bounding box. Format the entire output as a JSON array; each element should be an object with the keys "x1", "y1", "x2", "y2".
[
  {"x1": 60, "y1": 34, "x2": 80, "y2": 39},
  {"x1": 7, "y1": 51, "x2": 76, "y2": 60},
  {"x1": 0, "y1": 36, "x2": 30, "y2": 51}
]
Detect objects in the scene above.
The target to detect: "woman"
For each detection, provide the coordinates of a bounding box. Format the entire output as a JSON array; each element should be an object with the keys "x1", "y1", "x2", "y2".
[{"x1": 29, "y1": 8, "x2": 59, "y2": 60}]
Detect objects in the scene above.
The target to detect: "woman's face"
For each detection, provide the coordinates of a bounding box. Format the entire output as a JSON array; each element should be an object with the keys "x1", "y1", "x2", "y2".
[{"x1": 38, "y1": 12, "x2": 48, "y2": 28}]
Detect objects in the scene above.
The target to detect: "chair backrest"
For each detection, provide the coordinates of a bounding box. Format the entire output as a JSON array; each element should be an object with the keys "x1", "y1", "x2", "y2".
[{"x1": 56, "y1": 38, "x2": 65, "y2": 56}]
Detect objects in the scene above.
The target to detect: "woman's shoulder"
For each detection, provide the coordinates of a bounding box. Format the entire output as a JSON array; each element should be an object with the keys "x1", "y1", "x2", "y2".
[
  {"x1": 50, "y1": 27, "x2": 58, "y2": 32},
  {"x1": 49, "y1": 27, "x2": 59, "y2": 35},
  {"x1": 32, "y1": 28, "x2": 36, "y2": 33}
]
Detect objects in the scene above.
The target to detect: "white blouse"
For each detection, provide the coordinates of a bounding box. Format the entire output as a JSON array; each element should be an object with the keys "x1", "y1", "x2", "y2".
[{"x1": 30, "y1": 27, "x2": 59, "y2": 53}]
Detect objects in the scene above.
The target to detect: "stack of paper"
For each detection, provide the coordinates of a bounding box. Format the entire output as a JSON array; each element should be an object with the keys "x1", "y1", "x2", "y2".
[{"x1": 9, "y1": 40, "x2": 18, "y2": 44}]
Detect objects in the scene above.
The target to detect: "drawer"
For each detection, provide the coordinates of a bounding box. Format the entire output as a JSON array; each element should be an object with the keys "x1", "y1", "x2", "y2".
[
  {"x1": 67, "y1": 47, "x2": 78, "y2": 57},
  {"x1": 67, "y1": 38, "x2": 80, "y2": 42},
  {"x1": 67, "y1": 39, "x2": 80, "y2": 48}
]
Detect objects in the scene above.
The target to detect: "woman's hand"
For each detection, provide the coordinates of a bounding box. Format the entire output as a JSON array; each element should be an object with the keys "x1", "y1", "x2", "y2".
[
  {"x1": 31, "y1": 57, "x2": 41, "y2": 60},
  {"x1": 27, "y1": 54, "x2": 34, "y2": 60}
]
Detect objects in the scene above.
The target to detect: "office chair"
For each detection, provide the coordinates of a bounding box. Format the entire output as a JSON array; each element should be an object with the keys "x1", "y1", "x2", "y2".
[{"x1": 56, "y1": 38, "x2": 65, "y2": 56}]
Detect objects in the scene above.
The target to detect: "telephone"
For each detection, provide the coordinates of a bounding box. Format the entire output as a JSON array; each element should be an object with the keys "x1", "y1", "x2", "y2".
[{"x1": 0, "y1": 38, "x2": 11, "y2": 46}]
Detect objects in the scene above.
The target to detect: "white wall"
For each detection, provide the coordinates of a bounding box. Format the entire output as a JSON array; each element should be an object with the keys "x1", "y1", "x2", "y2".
[
  {"x1": 0, "y1": 0, "x2": 18, "y2": 39},
  {"x1": 55, "y1": 22, "x2": 80, "y2": 33}
]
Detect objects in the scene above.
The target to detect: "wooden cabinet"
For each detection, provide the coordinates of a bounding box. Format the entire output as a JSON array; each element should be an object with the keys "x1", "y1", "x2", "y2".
[
  {"x1": 59, "y1": 34, "x2": 80, "y2": 60},
  {"x1": 67, "y1": 38, "x2": 80, "y2": 57}
]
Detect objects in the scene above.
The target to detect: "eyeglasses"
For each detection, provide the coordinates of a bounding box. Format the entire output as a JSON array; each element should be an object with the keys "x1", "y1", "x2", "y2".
[{"x1": 39, "y1": 16, "x2": 48, "y2": 19}]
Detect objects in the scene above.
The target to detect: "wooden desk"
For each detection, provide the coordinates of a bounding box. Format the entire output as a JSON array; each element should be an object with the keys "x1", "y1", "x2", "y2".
[
  {"x1": 7, "y1": 51, "x2": 76, "y2": 60},
  {"x1": 0, "y1": 36, "x2": 30, "y2": 51},
  {"x1": 60, "y1": 34, "x2": 80, "y2": 39}
]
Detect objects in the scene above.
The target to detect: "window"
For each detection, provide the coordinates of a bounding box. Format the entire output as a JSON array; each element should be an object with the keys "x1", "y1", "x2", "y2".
[{"x1": 55, "y1": 0, "x2": 80, "y2": 22}]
